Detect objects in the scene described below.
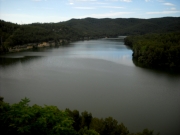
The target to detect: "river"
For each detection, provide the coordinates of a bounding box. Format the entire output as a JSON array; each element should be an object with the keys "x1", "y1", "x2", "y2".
[{"x1": 0, "y1": 38, "x2": 180, "y2": 135}]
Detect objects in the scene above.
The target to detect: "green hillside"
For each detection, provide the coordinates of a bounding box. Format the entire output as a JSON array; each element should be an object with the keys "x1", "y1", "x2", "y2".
[
  {"x1": 1, "y1": 17, "x2": 180, "y2": 50},
  {"x1": 64, "y1": 17, "x2": 180, "y2": 36}
]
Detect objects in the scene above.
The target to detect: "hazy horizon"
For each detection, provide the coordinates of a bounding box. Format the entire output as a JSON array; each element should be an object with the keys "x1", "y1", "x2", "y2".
[
  {"x1": 0, "y1": 0, "x2": 180, "y2": 24},
  {"x1": 1, "y1": 16, "x2": 180, "y2": 25}
]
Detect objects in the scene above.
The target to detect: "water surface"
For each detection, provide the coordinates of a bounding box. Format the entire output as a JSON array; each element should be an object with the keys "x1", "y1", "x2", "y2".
[{"x1": 0, "y1": 39, "x2": 180, "y2": 135}]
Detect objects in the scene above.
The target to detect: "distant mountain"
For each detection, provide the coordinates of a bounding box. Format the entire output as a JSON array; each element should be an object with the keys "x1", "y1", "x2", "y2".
[
  {"x1": 63, "y1": 17, "x2": 180, "y2": 36},
  {"x1": 1, "y1": 17, "x2": 180, "y2": 50}
]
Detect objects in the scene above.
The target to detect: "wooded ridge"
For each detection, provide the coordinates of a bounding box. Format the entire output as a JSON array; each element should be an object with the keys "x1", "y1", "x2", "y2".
[{"x1": 1, "y1": 17, "x2": 180, "y2": 51}]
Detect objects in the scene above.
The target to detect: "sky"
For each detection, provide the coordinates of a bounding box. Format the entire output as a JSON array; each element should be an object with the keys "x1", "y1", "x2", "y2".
[{"x1": 0, "y1": 0, "x2": 180, "y2": 24}]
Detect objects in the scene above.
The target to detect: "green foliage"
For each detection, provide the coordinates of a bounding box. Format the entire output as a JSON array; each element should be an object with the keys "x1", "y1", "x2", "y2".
[
  {"x1": 90, "y1": 117, "x2": 129, "y2": 135},
  {"x1": 0, "y1": 98, "x2": 159, "y2": 135},
  {"x1": 1, "y1": 17, "x2": 180, "y2": 52},
  {"x1": 4, "y1": 25, "x2": 59, "y2": 47},
  {"x1": 136, "y1": 128, "x2": 154, "y2": 135},
  {"x1": 124, "y1": 32, "x2": 180, "y2": 71},
  {"x1": 65, "y1": 109, "x2": 92, "y2": 131},
  {"x1": 89, "y1": 118, "x2": 104, "y2": 134},
  {"x1": 63, "y1": 110, "x2": 130, "y2": 135},
  {"x1": 81, "y1": 111, "x2": 92, "y2": 130},
  {"x1": 0, "y1": 20, "x2": 19, "y2": 45},
  {"x1": 64, "y1": 17, "x2": 180, "y2": 37},
  {"x1": 78, "y1": 127, "x2": 99, "y2": 135},
  {"x1": 66, "y1": 109, "x2": 82, "y2": 131},
  {"x1": 1, "y1": 21, "x2": 82, "y2": 49},
  {"x1": 0, "y1": 97, "x2": 76, "y2": 135}
]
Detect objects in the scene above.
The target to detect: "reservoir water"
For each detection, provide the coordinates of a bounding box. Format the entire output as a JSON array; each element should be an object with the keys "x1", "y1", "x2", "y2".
[{"x1": 0, "y1": 38, "x2": 180, "y2": 135}]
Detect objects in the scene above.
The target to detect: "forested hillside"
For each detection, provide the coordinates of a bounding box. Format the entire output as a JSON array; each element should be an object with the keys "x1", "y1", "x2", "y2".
[
  {"x1": 0, "y1": 97, "x2": 159, "y2": 135},
  {"x1": 1, "y1": 17, "x2": 180, "y2": 52},
  {"x1": 0, "y1": 20, "x2": 81, "y2": 50},
  {"x1": 124, "y1": 32, "x2": 180, "y2": 70},
  {"x1": 64, "y1": 17, "x2": 180, "y2": 37},
  {"x1": 0, "y1": 20, "x2": 19, "y2": 42}
]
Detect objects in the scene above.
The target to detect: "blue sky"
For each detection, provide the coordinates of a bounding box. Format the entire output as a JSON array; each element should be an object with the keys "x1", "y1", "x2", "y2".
[{"x1": 0, "y1": 0, "x2": 180, "y2": 24}]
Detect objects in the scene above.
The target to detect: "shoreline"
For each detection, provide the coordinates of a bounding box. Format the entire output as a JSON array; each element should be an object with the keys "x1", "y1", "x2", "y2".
[{"x1": 1, "y1": 36, "x2": 124, "y2": 54}]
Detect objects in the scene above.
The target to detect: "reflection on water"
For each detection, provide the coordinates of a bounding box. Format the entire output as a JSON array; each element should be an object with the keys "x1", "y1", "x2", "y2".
[
  {"x1": 66, "y1": 39, "x2": 134, "y2": 66},
  {"x1": 132, "y1": 57, "x2": 180, "y2": 76},
  {"x1": 0, "y1": 39, "x2": 134, "y2": 67},
  {"x1": 0, "y1": 39, "x2": 180, "y2": 135},
  {"x1": 0, "y1": 56, "x2": 42, "y2": 67}
]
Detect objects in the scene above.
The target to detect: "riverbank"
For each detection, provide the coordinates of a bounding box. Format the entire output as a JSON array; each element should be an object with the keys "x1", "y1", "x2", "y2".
[
  {"x1": 0, "y1": 36, "x2": 118, "y2": 54},
  {"x1": 8, "y1": 40, "x2": 70, "y2": 52},
  {"x1": 124, "y1": 32, "x2": 180, "y2": 71}
]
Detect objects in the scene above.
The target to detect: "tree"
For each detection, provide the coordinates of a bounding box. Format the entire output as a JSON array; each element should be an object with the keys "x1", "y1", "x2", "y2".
[
  {"x1": 0, "y1": 98, "x2": 159, "y2": 135},
  {"x1": 78, "y1": 127, "x2": 99, "y2": 135},
  {"x1": 0, "y1": 98, "x2": 76, "y2": 135},
  {"x1": 81, "y1": 111, "x2": 92, "y2": 130},
  {"x1": 66, "y1": 109, "x2": 82, "y2": 131},
  {"x1": 124, "y1": 32, "x2": 180, "y2": 71}
]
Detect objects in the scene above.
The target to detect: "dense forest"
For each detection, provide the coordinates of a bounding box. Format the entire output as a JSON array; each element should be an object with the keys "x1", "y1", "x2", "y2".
[
  {"x1": 0, "y1": 20, "x2": 81, "y2": 51},
  {"x1": 124, "y1": 32, "x2": 180, "y2": 71},
  {"x1": 0, "y1": 97, "x2": 159, "y2": 135},
  {"x1": 63, "y1": 17, "x2": 180, "y2": 37},
  {"x1": 1, "y1": 17, "x2": 180, "y2": 51}
]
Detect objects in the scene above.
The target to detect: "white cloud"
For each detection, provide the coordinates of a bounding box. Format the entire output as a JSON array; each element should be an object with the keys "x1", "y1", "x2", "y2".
[
  {"x1": 105, "y1": 0, "x2": 118, "y2": 1},
  {"x1": 74, "y1": 7, "x2": 96, "y2": 9},
  {"x1": 41, "y1": 7, "x2": 54, "y2": 10},
  {"x1": 106, "y1": 0, "x2": 132, "y2": 2},
  {"x1": 68, "y1": 0, "x2": 98, "y2": 5},
  {"x1": 163, "y1": 3, "x2": 175, "y2": 6},
  {"x1": 120, "y1": 0, "x2": 132, "y2": 2},
  {"x1": 157, "y1": 0, "x2": 164, "y2": 2},
  {"x1": 75, "y1": 0, "x2": 97, "y2": 1},
  {"x1": 32, "y1": 0, "x2": 42, "y2": 1},
  {"x1": 101, "y1": 6, "x2": 125, "y2": 9},
  {"x1": 171, "y1": 7, "x2": 176, "y2": 10},
  {"x1": 133, "y1": 8, "x2": 142, "y2": 11},
  {"x1": 146, "y1": 10, "x2": 180, "y2": 14},
  {"x1": 93, "y1": 2, "x2": 108, "y2": 5}
]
